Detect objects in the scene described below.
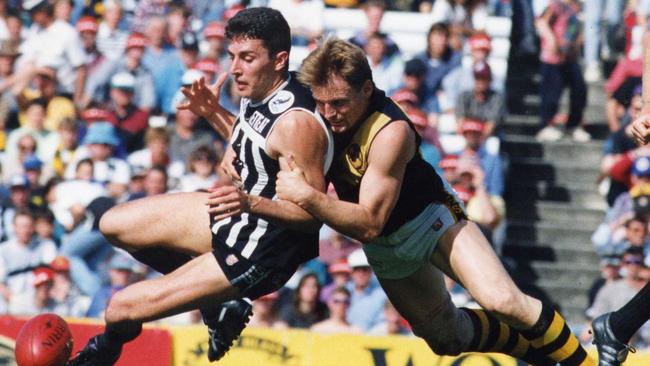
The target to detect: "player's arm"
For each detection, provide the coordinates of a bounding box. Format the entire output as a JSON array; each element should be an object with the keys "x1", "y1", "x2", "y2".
[
  {"x1": 177, "y1": 73, "x2": 236, "y2": 140},
  {"x1": 277, "y1": 121, "x2": 414, "y2": 242},
  {"x1": 208, "y1": 110, "x2": 327, "y2": 232}
]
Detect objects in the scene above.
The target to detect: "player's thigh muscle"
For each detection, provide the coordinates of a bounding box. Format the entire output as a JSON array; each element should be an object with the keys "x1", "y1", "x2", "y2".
[
  {"x1": 100, "y1": 192, "x2": 213, "y2": 256},
  {"x1": 106, "y1": 252, "x2": 239, "y2": 323}
]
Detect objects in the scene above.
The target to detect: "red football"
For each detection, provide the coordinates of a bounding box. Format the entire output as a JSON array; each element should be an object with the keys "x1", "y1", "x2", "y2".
[{"x1": 14, "y1": 314, "x2": 73, "y2": 366}]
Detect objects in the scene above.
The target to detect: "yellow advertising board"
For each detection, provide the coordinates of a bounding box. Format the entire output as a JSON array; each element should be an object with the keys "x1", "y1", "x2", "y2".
[{"x1": 170, "y1": 326, "x2": 650, "y2": 366}]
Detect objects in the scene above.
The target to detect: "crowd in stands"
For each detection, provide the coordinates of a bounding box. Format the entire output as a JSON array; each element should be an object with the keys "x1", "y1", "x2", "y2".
[{"x1": 3, "y1": 0, "x2": 646, "y2": 348}]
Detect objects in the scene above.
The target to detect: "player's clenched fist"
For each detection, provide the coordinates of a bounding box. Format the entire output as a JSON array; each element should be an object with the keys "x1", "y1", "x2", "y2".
[
  {"x1": 276, "y1": 156, "x2": 313, "y2": 206},
  {"x1": 631, "y1": 113, "x2": 650, "y2": 146}
]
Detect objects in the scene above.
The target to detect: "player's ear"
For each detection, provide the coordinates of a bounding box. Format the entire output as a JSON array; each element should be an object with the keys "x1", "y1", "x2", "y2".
[
  {"x1": 362, "y1": 80, "x2": 374, "y2": 98},
  {"x1": 273, "y1": 50, "x2": 289, "y2": 72}
]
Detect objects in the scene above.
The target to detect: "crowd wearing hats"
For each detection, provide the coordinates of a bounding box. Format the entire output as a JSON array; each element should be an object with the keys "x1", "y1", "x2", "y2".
[{"x1": 0, "y1": 0, "x2": 509, "y2": 333}]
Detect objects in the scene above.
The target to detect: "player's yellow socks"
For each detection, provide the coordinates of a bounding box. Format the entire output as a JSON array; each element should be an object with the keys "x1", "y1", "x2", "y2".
[
  {"x1": 461, "y1": 308, "x2": 555, "y2": 365},
  {"x1": 521, "y1": 303, "x2": 596, "y2": 366}
]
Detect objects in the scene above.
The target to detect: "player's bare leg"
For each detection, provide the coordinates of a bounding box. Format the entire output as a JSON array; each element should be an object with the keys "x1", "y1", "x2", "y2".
[
  {"x1": 431, "y1": 220, "x2": 594, "y2": 365},
  {"x1": 97, "y1": 192, "x2": 252, "y2": 362},
  {"x1": 378, "y1": 262, "x2": 555, "y2": 365},
  {"x1": 68, "y1": 253, "x2": 240, "y2": 366}
]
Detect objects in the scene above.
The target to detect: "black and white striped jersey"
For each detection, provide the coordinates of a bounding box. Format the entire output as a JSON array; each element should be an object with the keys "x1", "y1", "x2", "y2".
[{"x1": 211, "y1": 72, "x2": 333, "y2": 270}]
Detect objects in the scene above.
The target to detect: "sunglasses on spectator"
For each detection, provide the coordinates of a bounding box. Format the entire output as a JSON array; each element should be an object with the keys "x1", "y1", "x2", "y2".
[
  {"x1": 331, "y1": 297, "x2": 350, "y2": 305},
  {"x1": 623, "y1": 258, "x2": 643, "y2": 265}
]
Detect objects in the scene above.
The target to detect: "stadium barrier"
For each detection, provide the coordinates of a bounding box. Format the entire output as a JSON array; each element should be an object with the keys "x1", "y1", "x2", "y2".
[{"x1": 2, "y1": 316, "x2": 650, "y2": 365}]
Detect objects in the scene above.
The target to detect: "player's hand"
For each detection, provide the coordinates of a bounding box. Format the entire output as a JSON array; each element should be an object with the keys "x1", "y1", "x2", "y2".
[
  {"x1": 219, "y1": 147, "x2": 242, "y2": 183},
  {"x1": 206, "y1": 185, "x2": 250, "y2": 221},
  {"x1": 177, "y1": 73, "x2": 227, "y2": 119},
  {"x1": 631, "y1": 112, "x2": 650, "y2": 146},
  {"x1": 276, "y1": 155, "x2": 313, "y2": 205}
]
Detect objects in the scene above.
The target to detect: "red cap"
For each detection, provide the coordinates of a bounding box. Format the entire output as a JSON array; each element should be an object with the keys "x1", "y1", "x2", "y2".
[
  {"x1": 328, "y1": 259, "x2": 352, "y2": 274},
  {"x1": 33, "y1": 267, "x2": 55, "y2": 286},
  {"x1": 126, "y1": 32, "x2": 148, "y2": 49},
  {"x1": 50, "y1": 256, "x2": 70, "y2": 272},
  {"x1": 224, "y1": 4, "x2": 244, "y2": 21},
  {"x1": 408, "y1": 108, "x2": 427, "y2": 128},
  {"x1": 439, "y1": 154, "x2": 459, "y2": 169},
  {"x1": 391, "y1": 89, "x2": 419, "y2": 105},
  {"x1": 80, "y1": 108, "x2": 111, "y2": 122},
  {"x1": 194, "y1": 58, "x2": 219, "y2": 74},
  {"x1": 453, "y1": 184, "x2": 474, "y2": 203},
  {"x1": 469, "y1": 32, "x2": 491, "y2": 51},
  {"x1": 461, "y1": 119, "x2": 485, "y2": 133},
  {"x1": 76, "y1": 16, "x2": 98, "y2": 33},
  {"x1": 203, "y1": 21, "x2": 225, "y2": 39}
]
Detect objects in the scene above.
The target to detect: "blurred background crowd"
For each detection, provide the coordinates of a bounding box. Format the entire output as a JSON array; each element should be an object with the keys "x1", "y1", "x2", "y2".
[{"x1": 0, "y1": 0, "x2": 649, "y2": 349}]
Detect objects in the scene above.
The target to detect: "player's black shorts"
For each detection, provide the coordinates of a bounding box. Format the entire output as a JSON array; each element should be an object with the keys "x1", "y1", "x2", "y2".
[{"x1": 211, "y1": 238, "x2": 294, "y2": 300}]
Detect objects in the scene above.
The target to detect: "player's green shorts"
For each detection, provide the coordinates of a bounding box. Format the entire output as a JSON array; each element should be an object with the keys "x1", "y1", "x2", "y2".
[{"x1": 364, "y1": 201, "x2": 465, "y2": 280}]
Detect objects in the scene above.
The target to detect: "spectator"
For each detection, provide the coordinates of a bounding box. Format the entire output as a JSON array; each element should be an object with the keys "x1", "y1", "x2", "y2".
[
  {"x1": 583, "y1": 0, "x2": 624, "y2": 82},
  {"x1": 346, "y1": 248, "x2": 387, "y2": 331},
  {"x1": 47, "y1": 117, "x2": 80, "y2": 178},
  {"x1": 49, "y1": 255, "x2": 90, "y2": 317},
  {"x1": 34, "y1": 208, "x2": 57, "y2": 245},
  {"x1": 248, "y1": 292, "x2": 281, "y2": 328},
  {"x1": 168, "y1": 108, "x2": 216, "y2": 165},
  {"x1": 142, "y1": 16, "x2": 181, "y2": 110},
  {"x1": 429, "y1": 0, "x2": 489, "y2": 34},
  {"x1": 408, "y1": 108, "x2": 442, "y2": 168},
  {"x1": 178, "y1": 145, "x2": 220, "y2": 192},
  {"x1": 0, "y1": 40, "x2": 19, "y2": 87},
  {"x1": 23, "y1": 155, "x2": 47, "y2": 205},
  {"x1": 455, "y1": 61, "x2": 505, "y2": 138},
  {"x1": 0, "y1": 175, "x2": 39, "y2": 241},
  {"x1": 321, "y1": 259, "x2": 352, "y2": 303},
  {"x1": 76, "y1": 16, "x2": 106, "y2": 75},
  {"x1": 105, "y1": 72, "x2": 150, "y2": 153},
  {"x1": 5, "y1": 11, "x2": 22, "y2": 46},
  {"x1": 128, "y1": 165, "x2": 168, "y2": 200},
  {"x1": 413, "y1": 23, "x2": 462, "y2": 112},
  {"x1": 128, "y1": 127, "x2": 183, "y2": 181},
  {"x1": 277, "y1": 272, "x2": 327, "y2": 329},
  {"x1": 458, "y1": 120, "x2": 504, "y2": 197},
  {"x1": 202, "y1": 21, "x2": 227, "y2": 67},
  {"x1": 53, "y1": 0, "x2": 73, "y2": 23},
  {"x1": 131, "y1": 0, "x2": 169, "y2": 34},
  {"x1": 8, "y1": 266, "x2": 60, "y2": 316},
  {"x1": 368, "y1": 300, "x2": 412, "y2": 336},
  {"x1": 1, "y1": 134, "x2": 37, "y2": 183},
  {"x1": 158, "y1": 32, "x2": 200, "y2": 115},
  {"x1": 268, "y1": 0, "x2": 324, "y2": 46},
  {"x1": 534, "y1": 0, "x2": 589, "y2": 142},
  {"x1": 166, "y1": 4, "x2": 191, "y2": 47},
  {"x1": 15, "y1": 66, "x2": 76, "y2": 133},
  {"x1": 7, "y1": 98, "x2": 55, "y2": 163},
  {"x1": 65, "y1": 122, "x2": 131, "y2": 199},
  {"x1": 587, "y1": 254, "x2": 623, "y2": 310},
  {"x1": 83, "y1": 32, "x2": 155, "y2": 111},
  {"x1": 349, "y1": 1, "x2": 399, "y2": 57},
  {"x1": 318, "y1": 226, "x2": 361, "y2": 265},
  {"x1": 311, "y1": 287, "x2": 361, "y2": 334},
  {"x1": 96, "y1": 0, "x2": 128, "y2": 61},
  {"x1": 193, "y1": 58, "x2": 219, "y2": 84},
  {"x1": 15, "y1": 0, "x2": 87, "y2": 105},
  {"x1": 0, "y1": 209, "x2": 58, "y2": 311},
  {"x1": 365, "y1": 32, "x2": 404, "y2": 95},
  {"x1": 86, "y1": 253, "x2": 136, "y2": 317},
  {"x1": 585, "y1": 247, "x2": 650, "y2": 348},
  {"x1": 393, "y1": 58, "x2": 438, "y2": 114},
  {"x1": 439, "y1": 154, "x2": 460, "y2": 184},
  {"x1": 457, "y1": 162, "x2": 505, "y2": 238}
]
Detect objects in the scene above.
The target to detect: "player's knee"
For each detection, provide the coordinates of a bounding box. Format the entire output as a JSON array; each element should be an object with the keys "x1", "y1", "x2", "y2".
[
  {"x1": 105, "y1": 291, "x2": 137, "y2": 324},
  {"x1": 410, "y1": 304, "x2": 469, "y2": 356},
  {"x1": 479, "y1": 287, "x2": 521, "y2": 317},
  {"x1": 99, "y1": 207, "x2": 128, "y2": 248}
]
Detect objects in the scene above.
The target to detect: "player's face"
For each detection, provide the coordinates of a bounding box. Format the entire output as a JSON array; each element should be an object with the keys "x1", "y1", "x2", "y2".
[
  {"x1": 227, "y1": 38, "x2": 286, "y2": 101},
  {"x1": 312, "y1": 75, "x2": 373, "y2": 134}
]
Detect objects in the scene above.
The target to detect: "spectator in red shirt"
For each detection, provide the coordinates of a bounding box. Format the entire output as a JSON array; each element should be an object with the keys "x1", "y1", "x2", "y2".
[{"x1": 105, "y1": 72, "x2": 149, "y2": 153}]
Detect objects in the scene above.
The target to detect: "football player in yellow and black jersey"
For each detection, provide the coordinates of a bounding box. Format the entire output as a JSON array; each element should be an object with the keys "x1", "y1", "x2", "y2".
[{"x1": 271, "y1": 38, "x2": 595, "y2": 366}]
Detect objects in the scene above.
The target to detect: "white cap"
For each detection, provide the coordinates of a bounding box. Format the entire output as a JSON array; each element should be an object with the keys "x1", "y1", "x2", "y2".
[
  {"x1": 23, "y1": 0, "x2": 48, "y2": 11},
  {"x1": 110, "y1": 72, "x2": 136, "y2": 90},
  {"x1": 181, "y1": 69, "x2": 204, "y2": 86},
  {"x1": 348, "y1": 248, "x2": 370, "y2": 268}
]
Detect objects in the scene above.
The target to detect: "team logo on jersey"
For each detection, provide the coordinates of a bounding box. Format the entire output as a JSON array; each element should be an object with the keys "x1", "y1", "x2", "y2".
[
  {"x1": 346, "y1": 144, "x2": 365, "y2": 171},
  {"x1": 269, "y1": 90, "x2": 295, "y2": 114}
]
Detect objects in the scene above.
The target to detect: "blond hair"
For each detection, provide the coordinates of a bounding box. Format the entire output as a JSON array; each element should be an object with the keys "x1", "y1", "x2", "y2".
[
  {"x1": 145, "y1": 127, "x2": 170, "y2": 145},
  {"x1": 298, "y1": 38, "x2": 372, "y2": 92}
]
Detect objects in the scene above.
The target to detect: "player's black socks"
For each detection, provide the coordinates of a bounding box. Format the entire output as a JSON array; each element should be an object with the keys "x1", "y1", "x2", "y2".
[
  {"x1": 101, "y1": 323, "x2": 142, "y2": 349},
  {"x1": 130, "y1": 248, "x2": 193, "y2": 274},
  {"x1": 461, "y1": 308, "x2": 556, "y2": 365},
  {"x1": 521, "y1": 302, "x2": 594, "y2": 366},
  {"x1": 609, "y1": 281, "x2": 650, "y2": 343}
]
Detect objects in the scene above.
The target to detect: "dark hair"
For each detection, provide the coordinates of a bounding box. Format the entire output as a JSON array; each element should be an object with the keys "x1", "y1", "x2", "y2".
[
  {"x1": 188, "y1": 145, "x2": 218, "y2": 172},
  {"x1": 225, "y1": 7, "x2": 291, "y2": 58},
  {"x1": 27, "y1": 97, "x2": 48, "y2": 110},
  {"x1": 76, "y1": 158, "x2": 93, "y2": 171},
  {"x1": 293, "y1": 272, "x2": 321, "y2": 308},
  {"x1": 626, "y1": 215, "x2": 648, "y2": 228},
  {"x1": 14, "y1": 207, "x2": 34, "y2": 223},
  {"x1": 625, "y1": 246, "x2": 645, "y2": 257},
  {"x1": 148, "y1": 165, "x2": 168, "y2": 181},
  {"x1": 34, "y1": 208, "x2": 55, "y2": 223},
  {"x1": 428, "y1": 22, "x2": 450, "y2": 38}
]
